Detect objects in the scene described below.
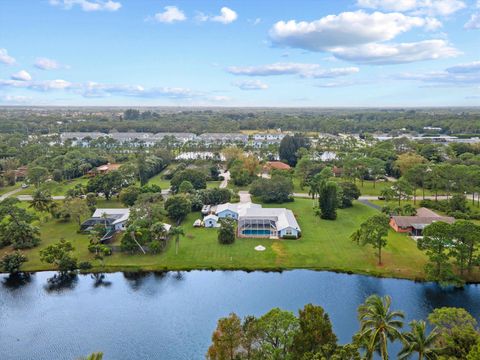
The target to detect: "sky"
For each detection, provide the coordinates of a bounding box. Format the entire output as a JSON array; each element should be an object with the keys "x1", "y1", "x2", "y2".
[{"x1": 0, "y1": 0, "x2": 479, "y2": 107}]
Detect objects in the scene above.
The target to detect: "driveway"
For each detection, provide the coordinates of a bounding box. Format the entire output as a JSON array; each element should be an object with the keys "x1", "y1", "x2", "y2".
[
  {"x1": 0, "y1": 187, "x2": 23, "y2": 201},
  {"x1": 238, "y1": 191, "x2": 251, "y2": 203},
  {"x1": 219, "y1": 171, "x2": 230, "y2": 189}
]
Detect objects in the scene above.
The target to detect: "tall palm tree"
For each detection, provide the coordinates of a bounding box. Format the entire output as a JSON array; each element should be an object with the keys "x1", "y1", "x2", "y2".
[
  {"x1": 398, "y1": 320, "x2": 440, "y2": 360},
  {"x1": 30, "y1": 189, "x2": 53, "y2": 213},
  {"x1": 170, "y1": 226, "x2": 185, "y2": 255},
  {"x1": 357, "y1": 294, "x2": 405, "y2": 360}
]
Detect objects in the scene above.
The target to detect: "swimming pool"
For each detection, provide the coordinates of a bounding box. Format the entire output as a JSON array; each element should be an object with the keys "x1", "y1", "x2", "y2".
[{"x1": 241, "y1": 229, "x2": 271, "y2": 236}]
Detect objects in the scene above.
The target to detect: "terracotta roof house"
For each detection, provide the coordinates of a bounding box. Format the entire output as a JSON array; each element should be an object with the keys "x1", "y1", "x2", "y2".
[
  {"x1": 332, "y1": 166, "x2": 343, "y2": 177},
  {"x1": 264, "y1": 161, "x2": 291, "y2": 171},
  {"x1": 87, "y1": 163, "x2": 121, "y2": 176},
  {"x1": 389, "y1": 207, "x2": 455, "y2": 236}
]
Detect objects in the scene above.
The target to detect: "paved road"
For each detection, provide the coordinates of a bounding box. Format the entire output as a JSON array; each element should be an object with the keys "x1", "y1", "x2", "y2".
[
  {"x1": 0, "y1": 187, "x2": 23, "y2": 201},
  {"x1": 293, "y1": 192, "x2": 452, "y2": 201}
]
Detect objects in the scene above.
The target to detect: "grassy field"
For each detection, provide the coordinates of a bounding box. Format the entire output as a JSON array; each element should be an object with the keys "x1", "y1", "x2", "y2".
[
  {"x1": 0, "y1": 184, "x2": 20, "y2": 195},
  {"x1": 16, "y1": 177, "x2": 89, "y2": 195},
  {"x1": 1, "y1": 197, "x2": 439, "y2": 281}
]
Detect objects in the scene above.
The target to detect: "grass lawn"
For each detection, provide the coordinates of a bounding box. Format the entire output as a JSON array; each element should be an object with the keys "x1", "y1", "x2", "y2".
[
  {"x1": 148, "y1": 173, "x2": 171, "y2": 190},
  {"x1": 16, "y1": 177, "x2": 89, "y2": 196},
  {"x1": 4, "y1": 197, "x2": 436, "y2": 281},
  {"x1": 0, "y1": 184, "x2": 20, "y2": 195}
]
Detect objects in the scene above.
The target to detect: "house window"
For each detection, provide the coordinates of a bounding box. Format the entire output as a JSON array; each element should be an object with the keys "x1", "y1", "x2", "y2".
[{"x1": 285, "y1": 229, "x2": 292, "y2": 235}]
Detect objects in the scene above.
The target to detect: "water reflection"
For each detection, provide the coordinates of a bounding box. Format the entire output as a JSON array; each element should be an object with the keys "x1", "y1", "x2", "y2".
[
  {"x1": 0, "y1": 270, "x2": 479, "y2": 360},
  {"x1": 44, "y1": 272, "x2": 78, "y2": 292},
  {"x1": 1, "y1": 272, "x2": 32, "y2": 289},
  {"x1": 91, "y1": 273, "x2": 112, "y2": 288}
]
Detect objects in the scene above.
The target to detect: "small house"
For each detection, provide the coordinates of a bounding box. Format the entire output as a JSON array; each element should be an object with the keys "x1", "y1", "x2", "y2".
[
  {"x1": 390, "y1": 207, "x2": 455, "y2": 236},
  {"x1": 204, "y1": 214, "x2": 219, "y2": 228},
  {"x1": 81, "y1": 208, "x2": 130, "y2": 232}
]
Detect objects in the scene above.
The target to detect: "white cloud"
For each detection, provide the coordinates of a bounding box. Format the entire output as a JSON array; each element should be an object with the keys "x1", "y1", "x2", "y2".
[
  {"x1": 34, "y1": 57, "x2": 66, "y2": 70},
  {"x1": 0, "y1": 78, "x2": 196, "y2": 99},
  {"x1": 233, "y1": 79, "x2": 269, "y2": 90},
  {"x1": 446, "y1": 61, "x2": 480, "y2": 73},
  {"x1": 357, "y1": 0, "x2": 466, "y2": 16},
  {"x1": 397, "y1": 60, "x2": 480, "y2": 85},
  {"x1": 357, "y1": 0, "x2": 418, "y2": 12},
  {"x1": 153, "y1": 6, "x2": 186, "y2": 23},
  {"x1": 11, "y1": 70, "x2": 32, "y2": 81},
  {"x1": 0, "y1": 95, "x2": 33, "y2": 104},
  {"x1": 465, "y1": 13, "x2": 480, "y2": 29},
  {"x1": 0, "y1": 49, "x2": 16, "y2": 65},
  {"x1": 332, "y1": 40, "x2": 459, "y2": 64},
  {"x1": 49, "y1": 0, "x2": 121, "y2": 12},
  {"x1": 197, "y1": 7, "x2": 237, "y2": 24},
  {"x1": 269, "y1": 11, "x2": 439, "y2": 52},
  {"x1": 227, "y1": 63, "x2": 360, "y2": 78}
]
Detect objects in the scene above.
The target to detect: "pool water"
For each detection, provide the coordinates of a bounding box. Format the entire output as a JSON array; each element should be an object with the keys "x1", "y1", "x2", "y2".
[{"x1": 241, "y1": 229, "x2": 271, "y2": 236}]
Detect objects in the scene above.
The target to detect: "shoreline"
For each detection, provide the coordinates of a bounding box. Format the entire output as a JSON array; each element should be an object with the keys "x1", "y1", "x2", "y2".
[{"x1": 5, "y1": 264, "x2": 475, "y2": 285}]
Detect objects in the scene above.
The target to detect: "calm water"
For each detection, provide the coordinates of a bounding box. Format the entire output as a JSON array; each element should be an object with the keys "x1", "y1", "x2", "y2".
[{"x1": 1, "y1": 270, "x2": 479, "y2": 360}]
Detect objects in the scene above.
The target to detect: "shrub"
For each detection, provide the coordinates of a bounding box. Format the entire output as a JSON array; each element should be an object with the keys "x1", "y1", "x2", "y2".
[
  {"x1": 0, "y1": 251, "x2": 27, "y2": 273},
  {"x1": 149, "y1": 240, "x2": 162, "y2": 254},
  {"x1": 78, "y1": 261, "x2": 93, "y2": 271}
]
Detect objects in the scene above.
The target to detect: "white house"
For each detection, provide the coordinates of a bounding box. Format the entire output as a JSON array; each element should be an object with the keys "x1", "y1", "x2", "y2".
[
  {"x1": 213, "y1": 202, "x2": 301, "y2": 239},
  {"x1": 215, "y1": 202, "x2": 262, "y2": 220},
  {"x1": 92, "y1": 208, "x2": 130, "y2": 231},
  {"x1": 204, "y1": 214, "x2": 219, "y2": 228}
]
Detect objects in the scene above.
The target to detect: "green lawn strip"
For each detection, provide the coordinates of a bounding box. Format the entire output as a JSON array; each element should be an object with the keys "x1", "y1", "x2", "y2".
[
  {"x1": 16, "y1": 177, "x2": 89, "y2": 196},
  {"x1": 4, "y1": 198, "x2": 432, "y2": 280}
]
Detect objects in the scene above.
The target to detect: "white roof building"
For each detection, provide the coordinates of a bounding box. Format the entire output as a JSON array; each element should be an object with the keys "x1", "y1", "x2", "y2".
[{"x1": 92, "y1": 208, "x2": 130, "y2": 226}]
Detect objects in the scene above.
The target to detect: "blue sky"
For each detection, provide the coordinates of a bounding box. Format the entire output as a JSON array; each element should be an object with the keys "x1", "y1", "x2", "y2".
[{"x1": 0, "y1": 0, "x2": 479, "y2": 106}]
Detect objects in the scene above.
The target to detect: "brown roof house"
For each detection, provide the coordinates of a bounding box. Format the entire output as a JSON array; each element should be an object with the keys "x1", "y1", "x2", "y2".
[
  {"x1": 264, "y1": 161, "x2": 291, "y2": 171},
  {"x1": 87, "y1": 163, "x2": 121, "y2": 177},
  {"x1": 389, "y1": 207, "x2": 455, "y2": 236}
]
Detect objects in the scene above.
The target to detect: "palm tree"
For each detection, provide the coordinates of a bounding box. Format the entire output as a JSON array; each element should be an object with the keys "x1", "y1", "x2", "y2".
[
  {"x1": 357, "y1": 294, "x2": 405, "y2": 360},
  {"x1": 398, "y1": 320, "x2": 440, "y2": 360},
  {"x1": 170, "y1": 226, "x2": 185, "y2": 255},
  {"x1": 150, "y1": 222, "x2": 168, "y2": 249},
  {"x1": 30, "y1": 189, "x2": 53, "y2": 213}
]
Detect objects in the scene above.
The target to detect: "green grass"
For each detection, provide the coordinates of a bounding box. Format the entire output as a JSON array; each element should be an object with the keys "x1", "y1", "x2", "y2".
[
  {"x1": 148, "y1": 173, "x2": 171, "y2": 190},
  {"x1": 16, "y1": 177, "x2": 89, "y2": 196},
  {"x1": 0, "y1": 184, "x2": 20, "y2": 195},
  {"x1": 2, "y1": 198, "x2": 440, "y2": 281}
]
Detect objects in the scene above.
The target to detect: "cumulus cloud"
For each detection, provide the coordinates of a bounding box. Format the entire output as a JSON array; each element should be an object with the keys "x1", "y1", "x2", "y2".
[
  {"x1": 49, "y1": 0, "x2": 121, "y2": 12},
  {"x1": 153, "y1": 6, "x2": 186, "y2": 23},
  {"x1": 0, "y1": 49, "x2": 16, "y2": 65},
  {"x1": 0, "y1": 95, "x2": 32, "y2": 104},
  {"x1": 0, "y1": 78, "x2": 196, "y2": 99},
  {"x1": 11, "y1": 70, "x2": 32, "y2": 81},
  {"x1": 397, "y1": 60, "x2": 480, "y2": 86},
  {"x1": 465, "y1": 13, "x2": 480, "y2": 29},
  {"x1": 332, "y1": 40, "x2": 459, "y2": 64},
  {"x1": 34, "y1": 57, "x2": 66, "y2": 70},
  {"x1": 269, "y1": 11, "x2": 439, "y2": 52},
  {"x1": 268, "y1": 11, "x2": 459, "y2": 65},
  {"x1": 233, "y1": 79, "x2": 269, "y2": 90},
  {"x1": 357, "y1": 0, "x2": 466, "y2": 16},
  {"x1": 227, "y1": 63, "x2": 360, "y2": 78},
  {"x1": 197, "y1": 7, "x2": 237, "y2": 24}
]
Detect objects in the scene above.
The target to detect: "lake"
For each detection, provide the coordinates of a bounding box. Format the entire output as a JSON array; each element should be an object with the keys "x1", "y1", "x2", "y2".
[{"x1": 1, "y1": 270, "x2": 479, "y2": 360}]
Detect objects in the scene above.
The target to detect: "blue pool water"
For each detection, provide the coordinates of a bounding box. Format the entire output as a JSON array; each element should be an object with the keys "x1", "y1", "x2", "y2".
[{"x1": 242, "y1": 229, "x2": 271, "y2": 235}]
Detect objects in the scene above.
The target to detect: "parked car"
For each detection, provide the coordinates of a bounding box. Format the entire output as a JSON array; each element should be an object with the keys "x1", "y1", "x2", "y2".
[
  {"x1": 21, "y1": 183, "x2": 29, "y2": 189},
  {"x1": 378, "y1": 195, "x2": 386, "y2": 200}
]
